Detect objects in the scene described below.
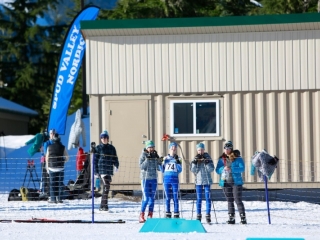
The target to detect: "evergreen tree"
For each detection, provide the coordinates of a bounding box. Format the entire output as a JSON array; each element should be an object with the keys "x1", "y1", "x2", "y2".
[
  {"x1": 99, "y1": 0, "x2": 221, "y2": 19},
  {"x1": 260, "y1": 0, "x2": 318, "y2": 14},
  {"x1": 216, "y1": 0, "x2": 261, "y2": 16},
  {"x1": 0, "y1": 0, "x2": 64, "y2": 133}
]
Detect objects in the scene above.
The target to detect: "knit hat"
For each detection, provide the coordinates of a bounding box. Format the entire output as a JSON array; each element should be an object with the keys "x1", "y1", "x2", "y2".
[
  {"x1": 224, "y1": 140, "x2": 233, "y2": 149},
  {"x1": 100, "y1": 130, "x2": 109, "y2": 139},
  {"x1": 196, "y1": 142, "x2": 205, "y2": 150},
  {"x1": 52, "y1": 133, "x2": 60, "y2": 142},
  {"x1": 43, "y1": 129, "x2": 48, "y2": 137},
  {"x1": 145, "y1": 140, "x2": 155, "y2": 148},
  {"x1": 168, "y1": 142, "x2": 178, "y2": 149}
]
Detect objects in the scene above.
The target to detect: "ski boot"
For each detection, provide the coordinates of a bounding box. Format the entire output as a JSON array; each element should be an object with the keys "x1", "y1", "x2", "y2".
[
  {"x1": 173, "y1": 212, "x2": 180, "y2": 218},
  {"x1": 227, "y1": 213, "x2": 235, "y2": 224},
  {"x1": 99, "y1": 205, "x2": 109, "y2": 211},
  {"x1": 147, "y1": 211, "x2": 153, "y2": 219},
  {"x1": 205, "y1": 214, "x2": 211, "y2": 223},
  {"x1": 196, "y1": 214, "x2": 202, "y2": 221},
  {"x1": 240, "y1": 213, "x2": 247, "y2": 224},
  {"x1": 166, "y1": 212, "x2": 172, "y2": 218},
  {"x1": 139, "y1": 212, "x2": 146, "y2": 223}
]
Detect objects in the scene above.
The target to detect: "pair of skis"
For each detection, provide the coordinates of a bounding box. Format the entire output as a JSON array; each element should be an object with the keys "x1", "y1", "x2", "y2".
[{"x1": 0, "y1": 217, "x2": 125, "y2": 224}]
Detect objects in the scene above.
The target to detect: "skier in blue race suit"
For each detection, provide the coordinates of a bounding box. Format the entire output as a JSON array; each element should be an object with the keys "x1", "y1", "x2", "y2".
[
  {"x1": 160, "y1": 142, "x2": 182, "y2": 219},
  {"x1": 139, "y1": 140, "x2": 161, "y2": 223},
  {"x1": 190, "y1": 142, "x2": 215, "y2": 223}
]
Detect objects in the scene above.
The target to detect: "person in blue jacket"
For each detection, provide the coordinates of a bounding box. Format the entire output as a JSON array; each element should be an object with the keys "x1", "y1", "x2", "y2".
[
  {"x1": 160, "y1": 142, "x2": 182, "y2": 219},
  {"x1": 190, "y1": 142, "x2": 215, "y2": 223},
  {"x1": 216, "y1": 140, "x2": 247, "y2": 224},
  {"x1": 138, "y1": 140, "x2": 161, "y2": 223}
]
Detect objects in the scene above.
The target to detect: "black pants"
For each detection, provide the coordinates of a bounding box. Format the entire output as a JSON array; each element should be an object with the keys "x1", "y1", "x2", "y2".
[
  {"x1": 100, "y1": 175, "x2": 111, "y2": 208},
  {"x1": 223, "y1": 182, "x2": 245, "y2": 215},
  {"x1": 41, "y1": 162, "x2": 50, "y2": 194}
]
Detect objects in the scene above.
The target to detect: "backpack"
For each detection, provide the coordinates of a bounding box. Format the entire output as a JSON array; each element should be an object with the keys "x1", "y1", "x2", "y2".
[
  {"x1": 8, "y1": 189, "x2": 22, "y2": 201},
  {"x1": 26, "y1": 188, "x2": 40, "y2": 201}
]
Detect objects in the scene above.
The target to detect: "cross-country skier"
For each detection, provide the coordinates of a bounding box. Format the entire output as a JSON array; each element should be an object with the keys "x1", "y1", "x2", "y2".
[
  {"x1": 160, "y1": 142, "x2": 182, "y2": 219},
  {"x1": 139, "y1": 140, "x2": 161, "y2": 223},
  {"x1": 216, "y1": 140, "x2": 247, "y2": 224},
  {"x1": 190, "y1": 142, "x2": 215, "y2": 223}
]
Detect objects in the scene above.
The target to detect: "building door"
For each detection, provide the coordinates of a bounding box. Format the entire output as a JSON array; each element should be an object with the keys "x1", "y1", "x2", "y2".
[{"x1": 107, "y1": 100, "x2": 149, "y2": 186}]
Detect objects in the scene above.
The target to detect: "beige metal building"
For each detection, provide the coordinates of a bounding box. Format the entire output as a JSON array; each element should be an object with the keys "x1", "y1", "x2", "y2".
[
  {"x1": 81, "y1": 13, "x2": 320, "y2": 190},
  {"x1": 0, "y1": 97, "x2": 38, "y2": 135}
]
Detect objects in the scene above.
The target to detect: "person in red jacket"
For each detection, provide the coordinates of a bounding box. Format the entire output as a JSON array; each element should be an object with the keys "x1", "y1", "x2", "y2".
[{"x1": 76, "y1": 147, "x2": 86, "y2": 176}]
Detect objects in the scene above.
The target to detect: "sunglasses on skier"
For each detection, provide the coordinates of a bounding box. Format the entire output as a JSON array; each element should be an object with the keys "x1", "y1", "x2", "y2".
[{"x1": 224, "y1": 144, "x2": 233, "y2": 149}]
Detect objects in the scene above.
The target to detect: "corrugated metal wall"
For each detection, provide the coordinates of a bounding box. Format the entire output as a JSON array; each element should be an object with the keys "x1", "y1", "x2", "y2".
[
  {"x1": 156, "y1": 91, "x2": 320, "y2": 184},
  {"x1": 86, "y1": 30, "x2": 320, "y2": 95}
]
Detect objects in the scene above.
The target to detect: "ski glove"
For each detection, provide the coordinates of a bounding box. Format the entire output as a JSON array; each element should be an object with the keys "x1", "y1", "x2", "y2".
[
  {"x1": 194, "y1": 154, "x2": 204, "y2": 163},
  {"x1": 192, "y1": 158, "x2": 198, "y2": 164},
  {"x1": 174, "y1": 155, "x2": 182, "y2": 164},
  {"x1": 151, "y1": 150, "x2": 159, "y2": 159},
  {"x1": 157, "y1": 156, "x2": 164, "y2": 164}
]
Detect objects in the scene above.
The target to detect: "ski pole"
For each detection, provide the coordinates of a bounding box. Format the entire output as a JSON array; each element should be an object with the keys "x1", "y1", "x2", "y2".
[
  {"x1": 39, "y1": 161, "x2": 44, "y2": 192},
  {"x1": 157, "y1": 159, "x2": 161, "y2": 218},
  {"x1": 204, "y1": 162, "x2": 218, "y2": 224},
  {"x1": 191, "y1": 199, "x2": 194, "y2": 220},
  {"x1": 161, "y1": 162, "x2": 165, "y2": 218},
  {"x1": 211, "y1": 191, "x2": 218, "y2": 224},
  {"x1": 157, "y1": 185, "x2": 161, "y2": 218},
  {"x1": 90, "y1": 151, "x2": 95, "y2": 223},
  {"x1": 178, "y1": 184, "x2": 183, "y2": 219},
  {"x1": 190, "y1": 158, "x2": 197, "y2": 220}
]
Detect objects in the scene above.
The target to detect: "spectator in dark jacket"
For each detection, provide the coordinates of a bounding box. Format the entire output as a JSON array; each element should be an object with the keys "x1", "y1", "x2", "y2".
[
  {"x1": 94, "y1": 130, "x2": 119, "y2": 211},
  {"x1": 46, "y1": 133, "x2": 69, "y2": 203},
  {"x1": 40, "y1": 129, "x2": 56, "y2": 196}
]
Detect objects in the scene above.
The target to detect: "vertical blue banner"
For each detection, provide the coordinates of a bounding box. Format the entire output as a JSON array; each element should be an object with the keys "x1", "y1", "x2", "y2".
[{"x1": 48, "y1": 6, "x2": 100, "y2": 135}]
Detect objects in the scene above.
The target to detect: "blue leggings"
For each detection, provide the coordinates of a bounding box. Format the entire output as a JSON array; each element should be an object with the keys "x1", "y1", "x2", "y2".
[
  {"x1": 141, "y1": 179, "x2": 157, "y2": 213},
  {"x1": 196, "y1": 184, "x2": 211, "y2": 215},
  {"x1": 164, "y1": 182, "x2": 179, "y2": 213}
]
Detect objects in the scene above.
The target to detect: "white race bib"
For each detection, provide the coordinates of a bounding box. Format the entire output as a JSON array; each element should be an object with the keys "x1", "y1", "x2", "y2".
[{"x1": 165, "y1": 162, "x2": 177, "y2": 172}]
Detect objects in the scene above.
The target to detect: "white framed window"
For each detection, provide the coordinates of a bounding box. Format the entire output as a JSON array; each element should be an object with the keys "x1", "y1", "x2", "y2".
[{"x1": 170, "y1": 99, "x2": 220, "y2": 137}]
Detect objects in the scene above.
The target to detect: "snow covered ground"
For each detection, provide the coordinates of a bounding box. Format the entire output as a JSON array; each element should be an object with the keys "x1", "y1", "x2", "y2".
[{"x1": 0, "y1": 196, "x2": 319, "y2": 240}]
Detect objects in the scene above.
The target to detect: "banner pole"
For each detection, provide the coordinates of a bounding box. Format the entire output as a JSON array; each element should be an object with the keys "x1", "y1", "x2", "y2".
[
  {"x1": 91, "y1": 151, "x2": 95, "y2": 223},
  {"x1": 80, "y1": 0, "x2": 87, "y2": 116}
]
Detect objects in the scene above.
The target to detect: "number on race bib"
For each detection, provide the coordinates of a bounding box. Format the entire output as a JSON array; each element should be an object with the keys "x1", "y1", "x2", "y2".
[{"x1": 165, "y1": 163, "x2": 177, "y2": 172}]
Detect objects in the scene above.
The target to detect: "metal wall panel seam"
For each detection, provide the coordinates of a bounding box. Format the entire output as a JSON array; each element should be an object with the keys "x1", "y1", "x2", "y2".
[{"x1": 302, "y1": 92, "x2": 312, "y2": 181}]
